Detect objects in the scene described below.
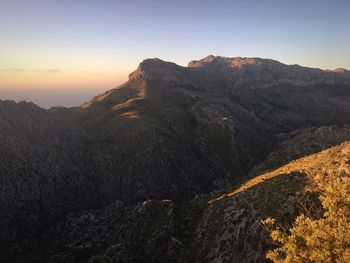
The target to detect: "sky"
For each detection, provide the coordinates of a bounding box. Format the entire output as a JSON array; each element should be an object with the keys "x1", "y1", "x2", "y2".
[{"x1": 0, "y1": 0, "x2": 350, "y2": 108}]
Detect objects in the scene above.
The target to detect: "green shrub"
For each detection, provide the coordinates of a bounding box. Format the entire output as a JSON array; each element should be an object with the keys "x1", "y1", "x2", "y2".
[{"x1": 262, "y1": 172, "x2": 350, "y2": 263}]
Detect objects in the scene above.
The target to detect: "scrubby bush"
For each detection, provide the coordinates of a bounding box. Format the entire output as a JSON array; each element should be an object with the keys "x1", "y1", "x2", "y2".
[{"x1": 263, "y1": 172, "x2": 350, "y2": 262}]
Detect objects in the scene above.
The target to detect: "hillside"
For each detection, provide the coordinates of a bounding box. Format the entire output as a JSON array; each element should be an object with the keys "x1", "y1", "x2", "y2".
[
  {"x1": 1, "y1": 55, "x2": 350, "y2": 262},
  {"x1": 0, "y1": 100, "x2": 101, "y2": 242},
  {"x1": 187, "y1": 141, "x2": 350, "y2": 262}
]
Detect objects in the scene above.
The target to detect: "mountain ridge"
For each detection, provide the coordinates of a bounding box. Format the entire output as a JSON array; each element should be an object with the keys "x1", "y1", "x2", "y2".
[{"x1": 125, "y1": 55, "x2": 350, "y2": 90}]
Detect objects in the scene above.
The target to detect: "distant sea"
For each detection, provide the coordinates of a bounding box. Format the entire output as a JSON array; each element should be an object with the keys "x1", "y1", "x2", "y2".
[{"x1": 0, "y1": 87, "x2": 113, "y2": 109}]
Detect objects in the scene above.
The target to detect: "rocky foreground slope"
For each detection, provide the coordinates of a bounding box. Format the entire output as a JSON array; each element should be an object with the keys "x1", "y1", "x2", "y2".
[
  {"x1": 1, "y1": 56, "x2": 350, "y2": 262},
  {"x1": 3, "y1": 138, "x2": 349, "y2": 263}
]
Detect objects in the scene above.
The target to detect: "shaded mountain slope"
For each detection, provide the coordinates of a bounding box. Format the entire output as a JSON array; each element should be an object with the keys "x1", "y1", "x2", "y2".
[{"x1": 0, "y1": 100, "x2": 98, "y2": 242}]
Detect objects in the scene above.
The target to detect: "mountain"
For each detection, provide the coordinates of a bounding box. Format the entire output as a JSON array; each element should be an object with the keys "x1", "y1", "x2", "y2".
[
  {"x1": 51, "y1": 55, "x2": 350, "y2": 203},
  {"x1": 4, "y1": 56, "x2": 350, "y2": 229},
  {"x1": 1, "y1": 55, "x2": 350, "y2": 262}
]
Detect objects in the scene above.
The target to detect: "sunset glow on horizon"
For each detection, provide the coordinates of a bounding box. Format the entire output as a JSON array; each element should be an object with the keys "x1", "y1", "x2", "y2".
[
  {"x1": 1, "y1": 0, "x2": 349, "y2": 108},
  {"x1": 0, "y1": 69, "x2": 127, "y2": 89}
]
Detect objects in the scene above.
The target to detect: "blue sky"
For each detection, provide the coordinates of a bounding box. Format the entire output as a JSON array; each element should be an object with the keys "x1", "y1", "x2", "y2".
[{"x1": 0, "y1": 0, "x2": 349, "y2": 107}]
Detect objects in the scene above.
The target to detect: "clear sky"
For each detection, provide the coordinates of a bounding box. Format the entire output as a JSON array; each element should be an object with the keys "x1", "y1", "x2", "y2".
[{"x1": 0, "y1": 0, "x2": 349, "y2": 108}]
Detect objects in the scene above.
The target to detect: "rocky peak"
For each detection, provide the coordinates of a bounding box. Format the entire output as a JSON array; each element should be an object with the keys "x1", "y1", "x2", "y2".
[
  {"x1": 188, "y1": 55, "x2": 266, "y2": 68},
  {"x1": 128, "y1": 58, "x2": 185, "y2": 81}
]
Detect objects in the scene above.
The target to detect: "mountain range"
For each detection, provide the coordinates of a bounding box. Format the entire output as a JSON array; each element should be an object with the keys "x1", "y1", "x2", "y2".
[{"x1": 1, "y1": 55, "x2": 350, "y2": 262}]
